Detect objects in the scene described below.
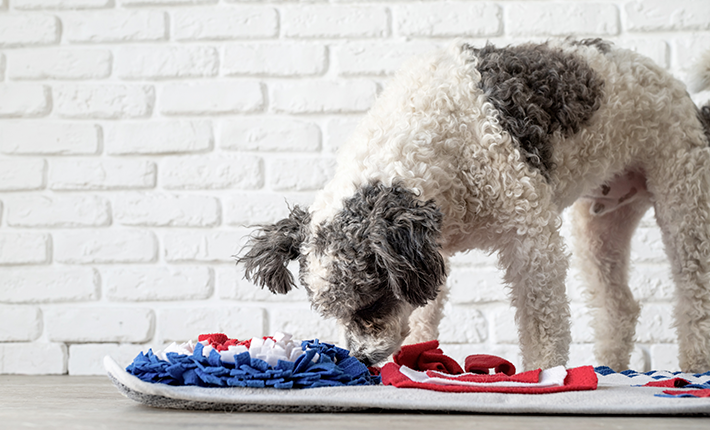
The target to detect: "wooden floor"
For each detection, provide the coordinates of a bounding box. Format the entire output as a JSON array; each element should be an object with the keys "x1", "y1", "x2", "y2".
[{"x1": 1, "y1": 375, "x2": 708, "y2": 429}]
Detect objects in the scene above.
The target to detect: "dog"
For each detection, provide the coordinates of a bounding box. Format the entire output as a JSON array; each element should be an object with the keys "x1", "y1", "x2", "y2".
[{"x1": 238, "y1": 38, "x2": 710, "y2": 373}]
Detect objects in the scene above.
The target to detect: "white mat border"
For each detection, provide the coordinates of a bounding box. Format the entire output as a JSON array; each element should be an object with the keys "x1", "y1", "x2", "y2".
[{"x1": 105, "y1": 357, "x2": 710, "y2": 415}]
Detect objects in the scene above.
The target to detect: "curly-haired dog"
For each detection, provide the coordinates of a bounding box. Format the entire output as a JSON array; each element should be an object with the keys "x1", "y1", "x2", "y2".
[{"x1": 239, "y1": 39, "x2": 710, "y2": 372}]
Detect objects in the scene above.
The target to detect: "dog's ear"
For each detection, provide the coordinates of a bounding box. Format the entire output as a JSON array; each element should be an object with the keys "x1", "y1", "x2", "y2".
[
  {"x1": 370, "y1": 188, "x2": 446, "y2": 307},
  {"x1": 236, "y1": 205, "x2": 310, "y2": 294}
]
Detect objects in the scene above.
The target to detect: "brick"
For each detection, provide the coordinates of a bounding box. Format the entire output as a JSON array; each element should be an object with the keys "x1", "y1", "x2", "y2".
[
  {"x1": 6, "y1": 195, "x2": 110, "y2": 227},
  {"x1": 105, "y1": 120, "x2": 213, "y2": 155},
  {"x1": 447, "y1": 266, "x2": 508, "y2": 304},
  {"x1": 64, "y1": 10, "x2": 167, "y2": 43},
  {"x1": 0, "y1": 305, "x2": 41, "y2": 341},
  {"x1": 114, "y1": 193, "x2": 220, "y2": 227},
  {"x1": 570, "y1": 303, "x2": 594, "y2": 343},
  {"x1": 506, "y1": 2, "x2": 619, "y2": 36},
  {"x1": 120, "y1": 0, "x2": 216, "y2": 5},
  {"x1": 268, "y1": 157, "x2": 336, "y2": 191},
  {"x1": 14, "y1": 0, "x2": 111, "y2": 8},
  {"x1": 636, "y1": 303, "x2": 676, "y2": 343},
  {"x1": 104, "y1": 266, "x2": 213, "y2": 301},
  {"x1": 0, "y1": 267, "x2": 98, "y2": 303},
  {"x1": 0, "y1": 343, "x2": 66, "y2": 375},
  {"x1": 0, "y1": 233, "x2": 49, "y2": 265},
  {"x1": 7, "y1": 49, "x2": 111, "y2": 80},
  {"x1": 68, "y1": 343, "x2": 146, "y2": 376},
  {"x1": 54, "y1": 230, "x2": 157, "y2": 264},
  {"x1": 615, "y1": 39, "x2": 669, "y2": 69},
  {"x1": 157, "y1": 306, "x2": 265, "y2": 342},
  {"x1": 0, "y1": 122, "x2": 100, "y2": 155},
  {"x1": 163, "y1": 230, "x2": 250, "y2": 263},
  {"x1": 438, "y1": 304, "x2": 488, "y2": 343},
  {"x1": 115, "y1": 46, "x2": 218, "y2": 80},
  {"x1": 0, "y1": 85, "x2": 50, "y2": 118},
  {"x1": 45, "y1": 307, "x2": 154, "y2": 343},
  {"x1": 269, "y1": 308, "x2": 339, "y2": 342},
  {"x1": 625, "y1": 0, "x2": 710, "y2": 32},
  {"x1": 271, "y1": 80, "x2": 377, "y2": 113},
  {"x1": 217, "y1": 265, "x2": 310, "y2": 303},
  {"x1": 630, "y1": 225, "x2": 666, "y2": 263},
  {"x1": 630, "y1": 345, "x2": 649, "y2": 372},
  {"x1": 160, "y1": 81, "x2": 263, "y2": 115},
  {"x1": 283, "y1": 5, "x2": 388, "y2": 38},
  {"x1": 489, "y1": 305, "x2": 518, "y2": 344},
  {"x1": 335, "y1": 41, "x2": 440, "y2": 76},
  {"x1": 629, "y1": 263, "x2": 674, "y2": 301},
  {"x1": 565, "y1": 343, "x2": 594, "y2": 368},
  {"x1": 49, "y1": 159, "x2": 156, "y2": 190},
  {"x1": 0, "y1": 15, "x2": 59, "y2": 47},
  {"x1": 650, "y1": 344, "x2": 679, "y2": 371},
  {"x1": 673, "y1": 34, "x2": 710, "y2": 72},
  {"x1": 220, "y1": 118, "x2": 321, "y2": 152},
  {"x1": 223, "y1": 42, "x2": 326, "y2": 76},
  {"x1": 569, "y1": 343, "x2": 649, "y2": 370},
  {"x1": 325, "y1": 117, "x2": 362, "y2": 153},
  {"x1": 162, "y1": 154, "x2": 262, "y2": 190},
  {"x1": 224, "y1": 192, "x2": 315, "y2": 226},
  {"x1": 396, "y1": 2, "x2": 501, "y2": 37},
  {"x1": 55, "y1": 84, "x2": 154, "y2": 119},
  {"x1": 0, "y1": 159, "x2": 45, "y2": 190},
  {"x1": 173, "y1": 7, "x2": 277, "y2": 41}
]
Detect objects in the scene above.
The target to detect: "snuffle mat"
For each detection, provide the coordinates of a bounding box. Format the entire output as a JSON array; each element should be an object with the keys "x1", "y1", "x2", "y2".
[{"x1": 105, "y1": 332, "x2": 710, "y2": 414}]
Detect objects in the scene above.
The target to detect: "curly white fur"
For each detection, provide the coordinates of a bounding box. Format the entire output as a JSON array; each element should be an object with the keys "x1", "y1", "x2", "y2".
[{"x1": 242, "y1": 39, "x2": 710, "y2": 372}]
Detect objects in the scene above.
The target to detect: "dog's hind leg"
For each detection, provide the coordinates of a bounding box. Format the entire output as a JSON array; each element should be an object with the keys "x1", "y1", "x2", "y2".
[
  {"x1": 571, "y1": 196, "x2": 651, "y2": 371},
  {"x1": 647, "y1": 145, "x2": 710, "y2": 372},
  {"x1": 497, "y1": 210, "x2": 572, "y2": 371}
]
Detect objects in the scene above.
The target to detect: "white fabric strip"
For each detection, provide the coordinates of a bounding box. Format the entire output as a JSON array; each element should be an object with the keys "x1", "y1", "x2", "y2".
[{"x1": 398, "y1": 365, "x2": 568, "y2": 388}]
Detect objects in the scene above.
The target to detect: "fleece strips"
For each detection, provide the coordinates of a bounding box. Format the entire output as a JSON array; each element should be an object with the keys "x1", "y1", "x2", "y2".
[{"x1": 126, "y1": 332, "x2": 380, "y2": 389}]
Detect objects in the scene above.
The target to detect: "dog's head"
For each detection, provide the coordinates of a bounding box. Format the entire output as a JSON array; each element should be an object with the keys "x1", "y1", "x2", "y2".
[{"x1": 237, "y1": 181, "x2": 447, "y2": 366}]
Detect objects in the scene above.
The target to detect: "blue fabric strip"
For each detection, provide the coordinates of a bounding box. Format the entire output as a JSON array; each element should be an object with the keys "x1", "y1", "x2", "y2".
[{"x1": 126, "y1": 338, "x2": 381, "y2": 389}]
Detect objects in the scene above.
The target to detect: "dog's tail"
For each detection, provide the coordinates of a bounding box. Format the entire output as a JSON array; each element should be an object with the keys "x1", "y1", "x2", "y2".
[{"x1": 688, "y1": 50, "x2": 710, "y2": 93}]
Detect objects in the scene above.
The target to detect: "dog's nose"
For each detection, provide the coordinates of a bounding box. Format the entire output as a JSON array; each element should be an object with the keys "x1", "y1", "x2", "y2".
[{"x1": 358, "y1": 355, "x2": 373, "y2": 367}]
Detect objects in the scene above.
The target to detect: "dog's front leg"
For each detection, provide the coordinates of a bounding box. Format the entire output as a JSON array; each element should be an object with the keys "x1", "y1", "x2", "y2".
[
  {"x1": 498, "y1": 224, "x2": 572, "y2": 370},
  {"x1": 404, "y1": 275, "x2": 450, "y2": 345}
]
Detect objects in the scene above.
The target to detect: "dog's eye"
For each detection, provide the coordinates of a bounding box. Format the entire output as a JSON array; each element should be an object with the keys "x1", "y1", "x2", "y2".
[
  {"x1": 354, "y1": 299, "x2": 383, "y2": 321},
  {"x1": 354, "y1": 289, "x2": 398, "y2": 322}
]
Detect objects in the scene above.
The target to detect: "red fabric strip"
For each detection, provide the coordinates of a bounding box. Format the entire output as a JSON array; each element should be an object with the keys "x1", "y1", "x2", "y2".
[
  {"x1": 381, "y1": 363, "x2": 598, "y2": 394},
  {"x1": 661, "y1": 389, "x2": 710, "y2": 398},
  {"x1": 426, "y1": 368, "x2": 540, "y2": 384},
  {"x1": 464, "y1": 354, "x2": 516, "y2": 375},
  {"x1": 393, "y1": 340, "x2": 464, "y2": 374},
  {"x1": 643, "y1": 378, "x2": 690, "y2": 388}
]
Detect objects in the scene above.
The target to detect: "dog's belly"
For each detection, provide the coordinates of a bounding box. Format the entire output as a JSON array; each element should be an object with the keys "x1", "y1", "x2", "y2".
[{"x1": 580, "y1": 170, "x2": 647, "y2": 216}]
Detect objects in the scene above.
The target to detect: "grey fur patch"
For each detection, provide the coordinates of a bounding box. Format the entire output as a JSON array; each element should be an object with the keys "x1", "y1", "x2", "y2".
[
  {"x1": 237, "y1": 205, "x2": 310, "y2": 294},
  {"x1": 698, "y1": 104, "x2": 710, "y2": 145},
  {"x1": 312, "y1": 181, "x2": 446, "y2": 322},
  {"x1": 466, "y1": 42, "x2": 605, "y2": 178},
  {"x1": 573, "y1": 38, "x2": 612, "y2": 54}
]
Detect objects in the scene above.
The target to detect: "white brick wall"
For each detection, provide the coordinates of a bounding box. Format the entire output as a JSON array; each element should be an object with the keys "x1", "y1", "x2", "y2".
[{"x1": 0, "y1": 0, "x2": 708, "y2": 375}]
